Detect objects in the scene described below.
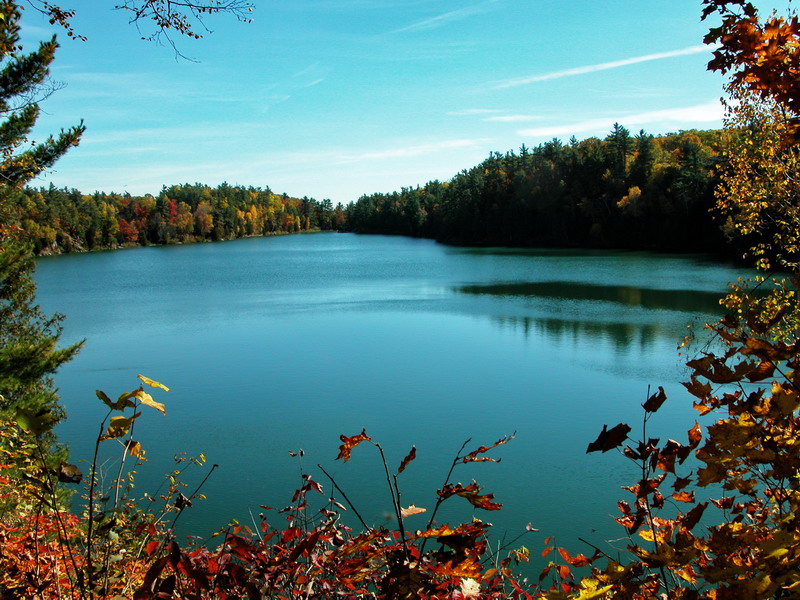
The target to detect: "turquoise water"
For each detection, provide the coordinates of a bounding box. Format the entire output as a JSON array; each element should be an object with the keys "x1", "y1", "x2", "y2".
[{"x1": 34, "y1": 233, "x2": 744, "y2": 567}]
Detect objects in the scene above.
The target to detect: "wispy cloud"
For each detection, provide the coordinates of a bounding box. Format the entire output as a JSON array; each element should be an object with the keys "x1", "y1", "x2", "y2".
[
  {"x1": 493, "y1": 45, "x2": 714, "y2": 89},
  {"x1": 485, "y1": 114, "x2": 543, "y2": 123},
  {"x1": 447, "y1": 108, "x2": 501, "y2": 116},
  {"x1": 394, "y1": 0, "x2": 500, "y2": 33},
  {"x1": 288, "y1": 64, "x2": 329, "y2": 88},
  {"x1": 517, "y1": 101, "x2": 723, "y2": 138},
  {"x1": 338, "y1": 139, "x2": 488, "y2": 163}
]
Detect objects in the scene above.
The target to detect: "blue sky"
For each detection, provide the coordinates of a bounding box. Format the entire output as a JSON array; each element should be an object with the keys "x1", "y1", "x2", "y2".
[{"x1": 23, "y1": 0, "x2": 730, "y2": 204}]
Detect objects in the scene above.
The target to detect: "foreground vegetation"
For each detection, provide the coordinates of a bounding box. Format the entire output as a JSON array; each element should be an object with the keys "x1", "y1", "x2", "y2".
[{"x1": 2, "y1": 0, "x2": 800, "y2": 599}]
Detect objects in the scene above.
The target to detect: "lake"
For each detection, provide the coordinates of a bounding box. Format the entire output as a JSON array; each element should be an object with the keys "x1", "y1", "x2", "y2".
[{"x1": 34, "y1": 232, "x2": 744, "y2": 570}]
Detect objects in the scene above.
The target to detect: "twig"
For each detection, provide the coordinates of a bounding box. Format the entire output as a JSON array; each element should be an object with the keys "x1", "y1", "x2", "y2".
[{"x1": 317, "y1": 464, "x2": 369, "y2": 530}]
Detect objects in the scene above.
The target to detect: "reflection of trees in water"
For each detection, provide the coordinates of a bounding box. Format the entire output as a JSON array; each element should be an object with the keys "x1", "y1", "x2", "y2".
[
  {"x1": 457, "y1": 281, "x2": 725, "y2": 314},
  {"x1": 491, "y1": 315, "x2": 665, "y2": 350},
  {"x1": 455, "y1": 281, "x2": 724, "y2": 351}
]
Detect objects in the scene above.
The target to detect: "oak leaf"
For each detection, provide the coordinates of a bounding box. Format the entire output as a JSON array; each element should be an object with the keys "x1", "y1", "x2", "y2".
[
  {"x1": 400, "y1": 504, "x2": 426, "y2": 518},
  {"x1": 397, "y1": 445, "x2": 416, "y2": 473},
  {"x1": 336, "y1": 429, "x2": 371, "y2": 462}
]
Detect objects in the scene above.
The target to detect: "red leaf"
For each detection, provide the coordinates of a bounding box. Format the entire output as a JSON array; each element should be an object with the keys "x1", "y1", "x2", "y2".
[
  {"x1": 558, "y1": 547, "x2": 591, "y2": 567},
  {"x1": 145, "y1": 540, "x2": 159, "y2": 556}
]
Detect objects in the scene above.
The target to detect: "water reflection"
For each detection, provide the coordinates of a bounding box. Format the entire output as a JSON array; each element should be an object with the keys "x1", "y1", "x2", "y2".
[
  {"x1": 456, "y1": 281, "x2": 725, "y2": 315},
  {"x1": 489, "y1": 314, "x2": 699, "y2": 352}
]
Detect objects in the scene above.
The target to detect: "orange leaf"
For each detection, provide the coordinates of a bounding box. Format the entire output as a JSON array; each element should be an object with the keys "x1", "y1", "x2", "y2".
[
  {"x1": 397, "y1": 445, "x2": 416, "y2": 473},
  {"x1": 672, "y1": 491, "x2": 695, "y2": 503},
  {"x1": 462, "y1": 433, "x2": 515, "y2": 462},
  {"x1": 438, "y1": 482, "x2": 502, "y2": 510},
  {"x1": 336, "y1": 429, "x2": 372, "y2": 462},
  {"x1": 558, "y1": 547, "x2": 591, "y2": 567}
]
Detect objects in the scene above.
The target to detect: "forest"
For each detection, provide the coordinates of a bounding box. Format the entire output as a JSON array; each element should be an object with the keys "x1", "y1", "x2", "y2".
[
  {"x1": 7, "y1": 183, "x2": 347, "y2": 253},
  {"x1": 8, "y1": 125, "x2": 736, "y2": 259},
  {"x1": 345, "y1": 127, "x2": 735, "y2": 256}
]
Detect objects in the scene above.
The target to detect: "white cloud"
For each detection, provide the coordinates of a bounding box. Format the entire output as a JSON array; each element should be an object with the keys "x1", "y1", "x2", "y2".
[
  {"x1": 485, "y1": 114, "x2": 543, "y2": 123},
  {"x1": 493, "y1": 45, "x2": 714, "y2": 89},
  {"x1": 394, "y1": 0, "x2": 500, "y2": 33},
  {"x1": 447, "y1": 108, "x2": 501, "y2": 116},
  {"x1": 517, "y1": 101, "x2": 724, "y2": 138},
  {"x1": 337, "y1": 139, "x2": 488, "y2": 163}
]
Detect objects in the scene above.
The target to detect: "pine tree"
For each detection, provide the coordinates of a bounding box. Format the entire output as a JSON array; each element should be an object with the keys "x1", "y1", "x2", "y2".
[{"x1": 0, "y1": 0, "x2": 84, "y2": 440}]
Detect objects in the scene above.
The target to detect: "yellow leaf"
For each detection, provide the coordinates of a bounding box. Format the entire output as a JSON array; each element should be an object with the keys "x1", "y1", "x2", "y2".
[
  {"x1": 575, "y1": 579, "x2": 614, "y2": 600},
  {"x1": 138, "y1": 374, "x2": 170, "y2": 392},
  {"x1": 102, "y1": 413, "x2": 140, "y2": 440},
  {"x1": 134, "y1": 389, "x2": 166, "y2": 415}
]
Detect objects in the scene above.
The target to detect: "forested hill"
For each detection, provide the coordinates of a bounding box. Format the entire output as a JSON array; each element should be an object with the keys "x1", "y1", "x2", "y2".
[
  {"x1": 10, "y1": 183, "x2": 347, "y2": 254},
  {"x1": 12, "y1": 126, "x2": 735, "y2": 257},
  {"x1": 346, "y1": 125, "x2": 737, "y2": 256}
]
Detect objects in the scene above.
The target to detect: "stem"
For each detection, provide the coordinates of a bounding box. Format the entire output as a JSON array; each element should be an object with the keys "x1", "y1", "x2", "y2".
[
  {"x1": 32, "y1": 438, "x2": 85, "y2": 600},
  {"x1": 169, "y1": 462, "x2": 218, "y2": 530},
  {"x1": 317, "y1": 464, "x2": 368, "y2": 530},
  {"x1": 374, "y1": 443, "x2": 406, "y2": 547},
  {"x1": 421, "y1": 438, "x2": 471, "y2": 553},
  {"x1": 86, "y1": 411, "x2": 111, "y2": 594}
]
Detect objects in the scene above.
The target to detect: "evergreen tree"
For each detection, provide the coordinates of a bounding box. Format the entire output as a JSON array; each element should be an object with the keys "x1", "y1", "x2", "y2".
[{"x1": 0, "y1": 0, "x2": 84, "y2": 441}]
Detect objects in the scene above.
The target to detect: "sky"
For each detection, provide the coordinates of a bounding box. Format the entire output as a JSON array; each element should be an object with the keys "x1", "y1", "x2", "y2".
[{"x1": 21, "y1": 0, "x2": 735, "y2": 205}]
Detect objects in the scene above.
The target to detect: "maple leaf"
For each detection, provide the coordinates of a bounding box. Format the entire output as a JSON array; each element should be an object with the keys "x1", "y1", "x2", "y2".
[
  {"x1": 681, "y1": 502, "x2": 708, "y2": 531},
  {"x1": 672, "y1": 490, "x2": 696, "y2": 503},
  {"x1": 586, "y1": 423, "x2": 631, "y2": 453},
  {"x1": 642, "y1": 386, "x2": 667, "y2": 413}
]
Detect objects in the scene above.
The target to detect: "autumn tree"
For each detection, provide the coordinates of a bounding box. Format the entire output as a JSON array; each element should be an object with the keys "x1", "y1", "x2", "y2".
[{"x1": 537, "y1": 3, "x2": 800, "y2": 598}]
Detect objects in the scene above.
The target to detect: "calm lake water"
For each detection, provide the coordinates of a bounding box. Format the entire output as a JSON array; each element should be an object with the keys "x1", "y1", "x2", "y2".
[{"x1": 34, "y1": 233, "x2": 744, "y2": 569}]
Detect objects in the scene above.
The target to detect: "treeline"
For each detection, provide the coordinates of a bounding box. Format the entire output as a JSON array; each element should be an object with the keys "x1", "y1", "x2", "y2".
[
  {"x1": 10, "y1": 126, "x2": 737, "y2": 256},
  {"x1": 9, "y1": 183, "x2": 347, "y2": 254},
  {"x1": 346, "y1": 125, "x2": 735, "y2": 255}
]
